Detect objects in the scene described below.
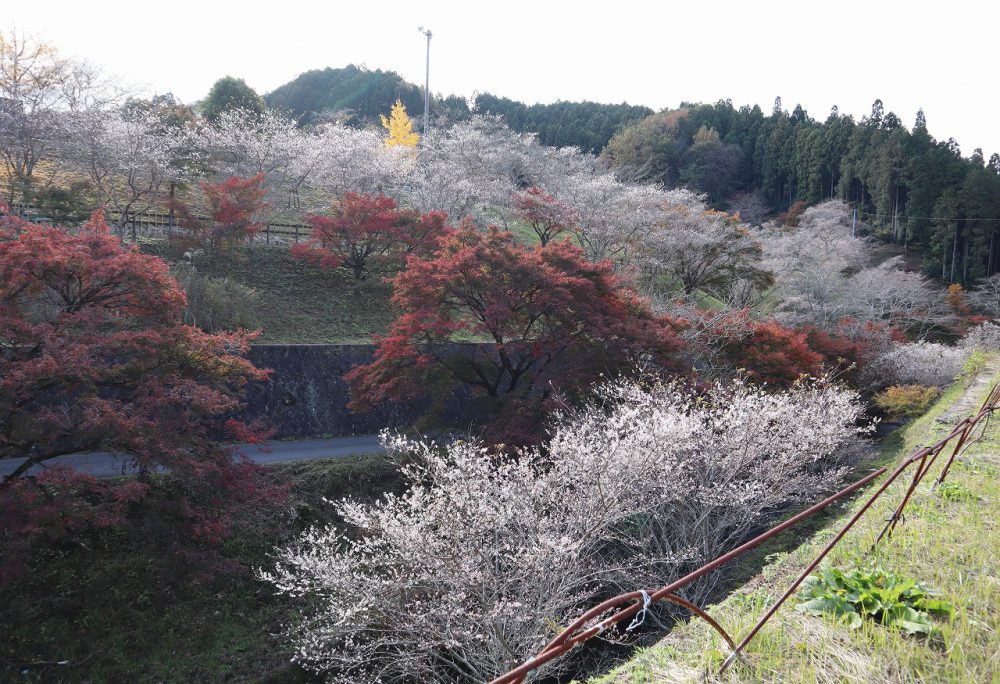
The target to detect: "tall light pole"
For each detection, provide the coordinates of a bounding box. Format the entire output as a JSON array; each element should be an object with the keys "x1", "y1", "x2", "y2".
[{"x1": 417, "y1": 26, "x2": 432, "y2": 139}]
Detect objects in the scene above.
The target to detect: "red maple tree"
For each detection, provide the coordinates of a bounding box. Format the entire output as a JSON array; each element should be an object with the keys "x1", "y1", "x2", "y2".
[
  {"x1": 291, "y1": 193, "x2": 447, "y2": 280},
  {"x1": 685, "y1": 310, "x2": 824, "y2": 388},
  {"x1": 172, "y1": 173, "x2": 269, "y2": 254},
  {"x1": 345, "y1": 222, "x2": 685, "y2": 440},
  {"x1": 0, "y1": 210, "x2": 277, "y2": 573},
  {"x1": 513, "y1": 186, "x2": 575, "y2": 246},
  {"x1": 733, "y1": 319, "x2": 824, "y2": 387}
]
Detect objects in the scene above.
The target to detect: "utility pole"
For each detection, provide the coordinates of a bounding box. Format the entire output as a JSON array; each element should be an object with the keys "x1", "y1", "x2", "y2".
[{"x1": 418, "y1": 27, "x2": 432, "y2": 139}]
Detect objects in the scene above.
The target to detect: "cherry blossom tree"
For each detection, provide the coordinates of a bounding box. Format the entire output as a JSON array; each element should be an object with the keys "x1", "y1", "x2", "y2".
[
  {"x1": 961, "y1": 321, "x2": 1000, "y2": 352},
  {"x1": 970, "y1": 273, "x2": 1000, "y2": 316},
  {"x1": 262, "y1": 377, "x2": 869, "y2": 682},
  {"x1": 763, "y1": 200, "x2": 952, "y2": 335},
  {"x1": 762, "y1": 200, "x2": 869, "y2": 325},
  {"x1": 401, "y1": 116, "x2": 530, "y2": 221},
  {"x1": 637, "y1": 193, "x2": 772, "y2": 301},
  {"x1": 295, "y1": 123, "x2": 409, "y2": 209},
  {"x1": 202, "y1": 108, "x2": 307, "y2": 211},
  {"x1": 848, "y1": 257, "x2": 953, "y2": 337},
  {"x1": 65, "y1": 107, "x2": 192, "y2": 236},
  {"x1": 547, "y1": 171, "x2": 666, "y2": 263},
  {"x1": 860, "y1": 341, "x2": 968, "y2": 391},
  {"x1": 0, "y1": 30, "x2": 110, "y2": 203}
]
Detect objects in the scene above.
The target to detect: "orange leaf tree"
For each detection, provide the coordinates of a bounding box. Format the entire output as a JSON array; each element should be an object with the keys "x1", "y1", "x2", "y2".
[
  {"x1": 0, "y1": 211, "x2": 278, "y2": 574},
  {"x1": 345, "y1": 222, "x2": 686, "y2": 441},
  {"x1": 291, "y1": 192, "x2": 446, "y2": 280}
]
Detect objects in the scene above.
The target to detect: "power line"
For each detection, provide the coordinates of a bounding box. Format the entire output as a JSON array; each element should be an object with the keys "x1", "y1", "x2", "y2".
[{"x1": 859, "y1": 212, "x2": 1000, "y2": 223}]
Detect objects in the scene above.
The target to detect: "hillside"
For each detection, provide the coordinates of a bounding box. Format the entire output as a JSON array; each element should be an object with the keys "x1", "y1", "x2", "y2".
[
  {"x1": 601, "y1": 101, "x2": 1000, "y2": 282},
  {"x1": 142, "y1": 243, "x2": 397, "y2": 344},
  {"x1": 473, "y1": 92, "x2": 652, "y2": 154}
]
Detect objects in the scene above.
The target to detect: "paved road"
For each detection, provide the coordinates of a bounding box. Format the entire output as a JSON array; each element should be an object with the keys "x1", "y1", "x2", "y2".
[{"x1": 0, "y1": 435, "x2": 385, "y2": 479}]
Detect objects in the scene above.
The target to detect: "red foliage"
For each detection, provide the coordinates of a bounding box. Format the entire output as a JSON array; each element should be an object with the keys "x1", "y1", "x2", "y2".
[
  {"x1": 731, "y1": 320, "x2": 821, "y2": 387},
  {"x1": 690, "y1": 311, "x2": 822, "y2": 388},
  {"x1": 513, "y1": 186, "x2": 575, "y2": 246},
  {"x1": 172, "y1": 174, "x2": 269, "y2": 253},
  {"x1": 291, "y1": 193, "x2": 447, "y2": 280},
  {"x1": 776, "y1": 200, "x2": 808, "y2": 226},
  {"x1": 799, "y1": 317, "x2": 895, "y2": 384},
  {"x1": 0, "y1": 211, "x2": 280, "y2": 575},
  {"x1": 345, "y1": 222, "x2": 686, "y2": 441}
]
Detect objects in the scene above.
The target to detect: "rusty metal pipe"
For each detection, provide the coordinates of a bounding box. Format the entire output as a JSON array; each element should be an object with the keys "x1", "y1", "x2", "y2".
[
  {"x1": 490, "y1": 466, "x2": 890, "y2": 684},
  {"x1": 490, "y1": 382, "x2": 1000, "y2": 684},
  {"x1": 719, "y1": 448, "x2": 932, "y2": 674},
  {"x1": 874, "y1": 451, "x2": 927, "y2": 545}
]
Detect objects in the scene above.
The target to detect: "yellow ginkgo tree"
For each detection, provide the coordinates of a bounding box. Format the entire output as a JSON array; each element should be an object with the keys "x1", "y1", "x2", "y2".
[{"x1": 380, "y1": 99, "x2": 420, "y2": 148}]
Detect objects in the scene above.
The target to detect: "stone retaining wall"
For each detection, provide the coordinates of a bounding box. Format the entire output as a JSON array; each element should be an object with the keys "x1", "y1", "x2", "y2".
[{"x1": 243, "y1": 344, "x2": 483, "y2": 439}]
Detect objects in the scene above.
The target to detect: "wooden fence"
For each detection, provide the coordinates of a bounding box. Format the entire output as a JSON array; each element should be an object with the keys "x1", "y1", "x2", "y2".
[{"x1": 4, "y1": 201, "x2": 311, "y2": 246}]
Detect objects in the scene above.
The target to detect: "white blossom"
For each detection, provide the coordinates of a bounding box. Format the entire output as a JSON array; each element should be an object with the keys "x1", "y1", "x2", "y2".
[
  {"x1": 762, "y1": 200, "x2": 952, "y2": 334},
  {"x1": 299, "y1": 123, "x2": 409, "y2": 208},
  {"x1": 401, "y1": 116, "x2": 531, "y2": 222},
  {"x1": 861, "y1": 341, "x2": 967, "y2": 391},
  {"x1": 961, "y1": 321, "x2": 1000, "y2": 352},
  {"x1": 261, "y1": 378, "x2": 868, "y2": 682},
  {"x1": 202, "y1": 108, "x2": 308, "y2": 211},
  {"x1": 64, "y1": 107, "x2": 192, "y2": 231}
]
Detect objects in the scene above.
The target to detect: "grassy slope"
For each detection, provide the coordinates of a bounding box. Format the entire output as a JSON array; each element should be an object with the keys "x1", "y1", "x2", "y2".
[
  {"x1": 596, "y1": 369, "x2": 1000, "y2": 683},
  {"x1": 0, "y1": 455, "x2": 404, "y2": 683},
  {"x1": 142, "y1": 242, "x2": 397, "y2": 344}
]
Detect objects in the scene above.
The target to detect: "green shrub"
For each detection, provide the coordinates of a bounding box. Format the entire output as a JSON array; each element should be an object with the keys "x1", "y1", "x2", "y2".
[
  {"x1": 935, "y1": 480, "x2": 977, "y2": 502},
  {"x1": 959, "y1": 349, "x2": 989, "y2": 383},
  {"x1": 171, "y1": 262, "x2": 260, "y2": 332},
  {"x1": 797, "y1": 566, "x2": 953, "y2": 634},
  {"x1": 873, "y1": 385, "x2": 940, "y2": 418},
  {"x1": 26, "y1": 181, "x2": 95, "y2": 225}
]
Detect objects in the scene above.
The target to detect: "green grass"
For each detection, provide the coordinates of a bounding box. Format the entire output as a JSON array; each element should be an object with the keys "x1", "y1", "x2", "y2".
[
  {"x1": 594, "y1": 367, "x2": 1000, "y2": 683},
  {"x1": 0, "y1": 454, "x2": 404, "y2": 683},
  {"x1": 143, "y1": 242, "x2": 397, "y2": 343}
]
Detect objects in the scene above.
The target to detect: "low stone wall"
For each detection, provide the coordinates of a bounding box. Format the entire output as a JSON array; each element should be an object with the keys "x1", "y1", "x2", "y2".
[{"x1": 243, "y1": 344, "x2": 482, "y2": 439}]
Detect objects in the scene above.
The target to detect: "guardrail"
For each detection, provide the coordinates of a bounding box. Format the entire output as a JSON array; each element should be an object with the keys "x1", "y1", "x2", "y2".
[{"x1": 490, "y1": 381, "x2": 1000, "y2": 683}]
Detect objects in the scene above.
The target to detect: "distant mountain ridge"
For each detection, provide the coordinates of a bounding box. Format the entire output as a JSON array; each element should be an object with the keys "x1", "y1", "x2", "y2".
[{"x1": 265, "y1": 65, "x2": 652, "y2": 153}]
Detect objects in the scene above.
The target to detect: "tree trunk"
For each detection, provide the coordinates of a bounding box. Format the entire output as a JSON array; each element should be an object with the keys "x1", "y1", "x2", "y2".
[{"x1": 950, "y1": 226, "x2": 959, "y2": 283}]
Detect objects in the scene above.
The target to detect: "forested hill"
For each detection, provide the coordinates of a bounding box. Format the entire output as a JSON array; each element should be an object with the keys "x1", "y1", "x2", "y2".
[
  {"x1": 603, "y1": 99, "x2": 1000, "y2": 283},
  {"x1": 472, "y1": 93, "x2": 652, "y2": 154},
  {"x1": 264, "y1": 67, "x2": 652, "y2": 152},
  {"x1": 266, "y1": 65, "x2": 474, "y2": 126},
  {"x1": 265, "y1": 65, "x2": 428, "y2": 125}
]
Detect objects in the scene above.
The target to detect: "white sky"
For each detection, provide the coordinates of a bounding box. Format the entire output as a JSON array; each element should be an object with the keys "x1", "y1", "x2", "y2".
[{"x1": 8, "y1": 0, "x2": 1000, "y2": 156}]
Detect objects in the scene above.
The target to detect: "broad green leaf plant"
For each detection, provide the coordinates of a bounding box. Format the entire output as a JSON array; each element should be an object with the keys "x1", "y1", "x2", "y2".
[{"x1": 796, "y1": 567, "x2": 953, "y2": 635}]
